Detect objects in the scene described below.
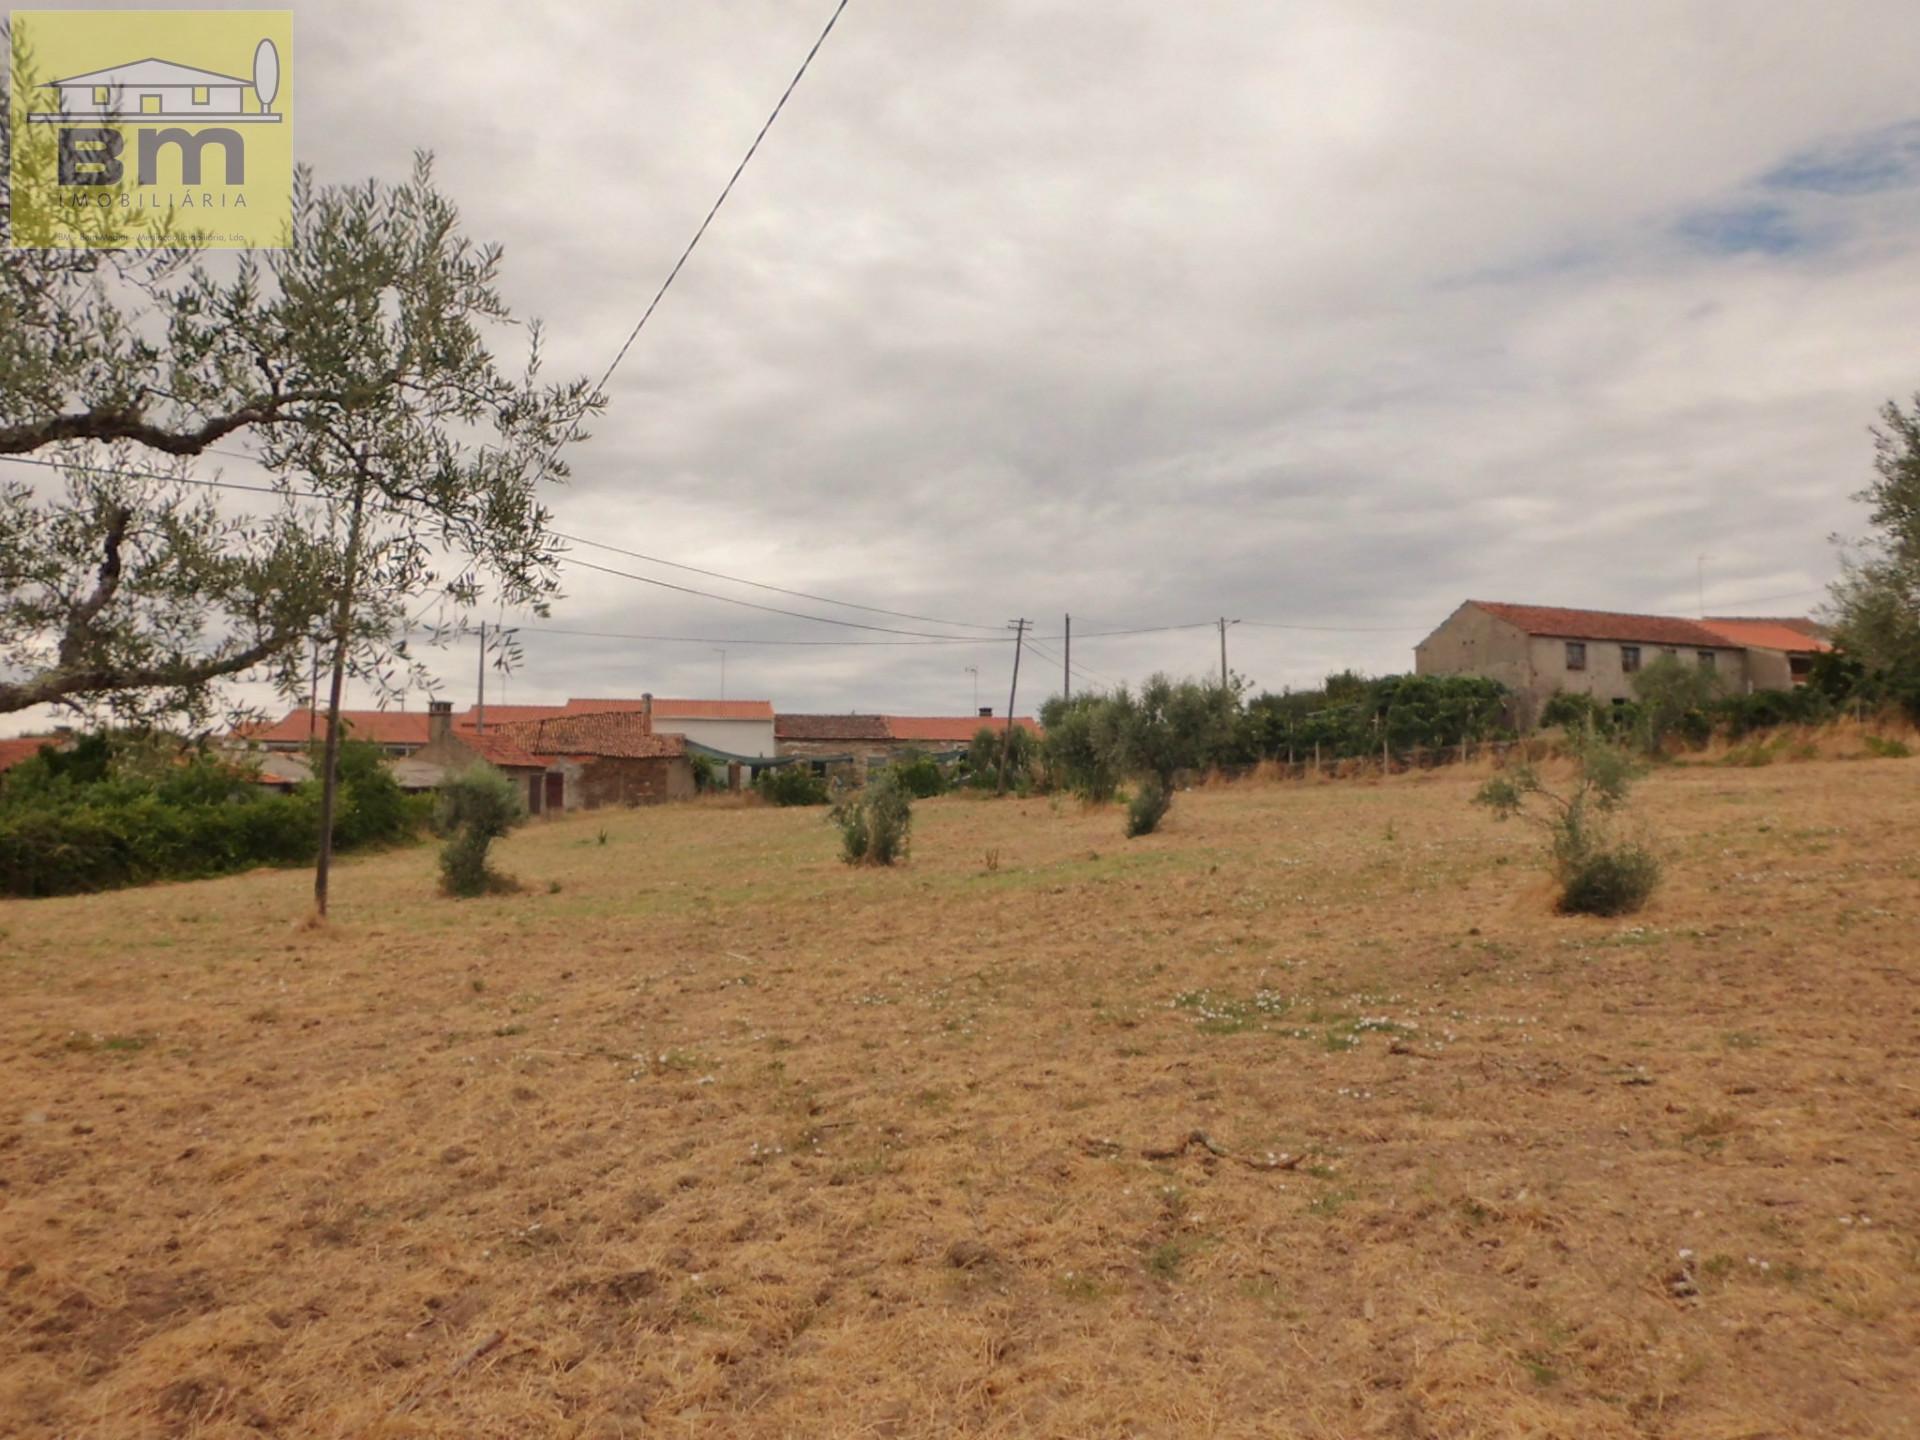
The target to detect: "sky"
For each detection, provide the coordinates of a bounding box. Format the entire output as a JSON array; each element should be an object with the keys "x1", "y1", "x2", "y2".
[{"x1": 12, "y1": 0, "x2": 1920, "y2": 730}]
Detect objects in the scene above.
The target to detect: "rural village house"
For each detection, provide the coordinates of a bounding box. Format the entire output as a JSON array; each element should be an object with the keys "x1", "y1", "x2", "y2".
[
  {"x1": 775, "y1": 710, "x2": 1042, "y2": 780},
  {"x1": 1415, "y1": 601, "x2": 1831, "y2": 727}
]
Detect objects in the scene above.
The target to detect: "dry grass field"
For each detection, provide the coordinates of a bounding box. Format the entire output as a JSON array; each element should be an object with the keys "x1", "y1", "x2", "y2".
[{"x1": 2, "y1": 755, "x2": 1917, "y2": 1438}]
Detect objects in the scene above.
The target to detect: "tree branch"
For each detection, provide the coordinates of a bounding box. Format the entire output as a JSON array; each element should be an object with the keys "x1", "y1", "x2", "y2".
[
  {"x1": 56, "y1": 502, "x2": 132, "y2": 666},
  {"x1": 0, "y1": 632, "x2": 291, "y2": 716},
  {"x1": 0, "y1": 379, "x2": 400, "y2": 457}
]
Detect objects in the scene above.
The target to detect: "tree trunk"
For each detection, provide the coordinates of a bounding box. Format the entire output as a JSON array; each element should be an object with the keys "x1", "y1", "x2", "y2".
[{"x1": 312, "y1": 480, "x2": 368, "y2": 918}]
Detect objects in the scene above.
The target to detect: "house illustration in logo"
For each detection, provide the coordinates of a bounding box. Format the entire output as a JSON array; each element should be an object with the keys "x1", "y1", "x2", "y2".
[{"x1": 31, "y1": 41, "x2": 282, "y2": 124}]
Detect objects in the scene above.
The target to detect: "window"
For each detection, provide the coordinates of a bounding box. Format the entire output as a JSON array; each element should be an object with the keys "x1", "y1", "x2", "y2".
[
  {"x1": 1621, "y1": 645, "x2": 1641, "y2": 673},
  {"x1": 93, "y1": 85, "x2": 110, "y2": 105},
  {"x1": 192, "y1": 86, "x2": 210, "y2": 104},
  {"x1": 140, "y1": 93, "x2": 161, "y2": 114},
  {"x1": 1565, "y1": 641, "x2": 1587, "y2": 671},
  {"x1": 1697, "y1": 651, "x2": 1716, "y2": 671}
]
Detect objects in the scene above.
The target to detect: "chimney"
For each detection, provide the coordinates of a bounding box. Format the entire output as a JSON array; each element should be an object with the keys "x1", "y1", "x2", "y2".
[
  {"x1": 641, "y1": 692, "x2": 654, "y2": 736},
  {"x1": 428, "y1": 699, "x2": 453, "y2": 744},
  {"x1": 979, "y1": 706, "x2": 993, "y2": 718}
]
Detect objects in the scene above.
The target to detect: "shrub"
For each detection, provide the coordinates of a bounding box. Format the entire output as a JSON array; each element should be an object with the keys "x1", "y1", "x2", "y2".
[
  {"x1": 1631, "y1": 655, "x2": 1723, "y2": 752},
  {"x1": 328, "y1": 740, "x2": 420, "y2": 849},
  {"x1": 834, "y1": 769, "x2": 912, "y2": 865},
  {"x1": 756, "y1": 764, "x2": 830, "y2": 806},
  {"x1": 965, "y1": 724, "x2": 1036, "y2": 791},
  {"x1": 890, "y1": 751, "x2": 946, "y2": 798},
  {"x1": 690, "y1": 753, "x2": 718, "y2": 792},
  {"x1": 435, "y1": 766, "x2": 525, "y2": 897},
  {"x1": 1862, "y1": 734, "x2": 1912, "y2": 758},
  {"x1": 1125, "y1": 777, "x2": 1171, "y2": 837},
  {"x1": 1474, "y1": 731, "x2": 1659, "y2": 916},
  {"x1": 1558, "y1": 844, "x2": 1662, "y2": 917}
]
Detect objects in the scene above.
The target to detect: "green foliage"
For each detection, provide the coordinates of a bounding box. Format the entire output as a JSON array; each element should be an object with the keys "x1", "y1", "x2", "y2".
[
  {"x1": 2, "y1": 151, "x2": 602, "y2": 726},
  {"x1": 1716, "y1": 685, "x2": 1832, "y2": 738},
  {"x1": 1558, "y1": 844, "x2": 1663, "y2": 917},
  {"x1": 1243, "y1": 673, "x2": 1509, "y2": 761},
  {"x1": 1823, "y1": 395, "x2": 1920, "y2": 720},
  {"x1": 888, "y1": 751, "x2": 947, "y2": 799},
  {"x1": 1124, "y1": 777, "x2": 1171, "y2": 838},
  {"x1": 834, "y1": 769, "x2": 913, "y2": 866},
  {"x1": 963, "y1": 723, "x2": 1037, "y2": 791},
  {"x1": 435, "y1": 766, "x2": 525, "y2": 897},
  {"x1": 0, "y1": 735, "x2": 418, "y2": 897},
  {"x1": 1474, "y1": 731, "x2": 1660, "y2": 916},
  {"x1": 1039, "y1": 694, "x2": 1120, "y2": 801},
  {"x1": 756, "y1": 764, "x2": 831, "y2": 807},
  {"x1": 1629, "y1": 655, "x2": 1721, "y2": 751},
  {"x1": 689, "y1": 753, "x2": 717, "y2": 792}
]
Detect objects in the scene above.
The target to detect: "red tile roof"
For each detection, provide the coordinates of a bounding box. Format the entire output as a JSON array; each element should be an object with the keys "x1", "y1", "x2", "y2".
[
  {"x1": 233, "y1": 708, "x2": 431, "y2": 745},
  {"x1": 455, "y1": 731, "x2": 547, "y2": 769},
  {"x1": 775, "y1": 713, "x2": 893, "y2": 742},
  {"x1": 494, "y1": 712, "x2": 689, "y2": 760},
  {"x1": 883, "y1": 715, "x2": 1041, "y2": 744},
  {"x1": 456, "y1": 703, "x2": 570, "y2": 727},
  {"x1": 1470, "y1": 602, "x2": 1736, "y2": 649},
  {"x1": 0, "y1": 736, "x2": 57, "y2": 774},
  {"x1": 565, "y1": 697, "x2": 774, "y2": 721},
  {"x1": 1698, "y1": 618, "x2": 1832, "y2": 653}
]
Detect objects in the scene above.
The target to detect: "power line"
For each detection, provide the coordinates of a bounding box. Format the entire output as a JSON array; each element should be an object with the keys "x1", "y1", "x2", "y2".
[
  {"x1": 549, "y1": 528, "x2": 1001, "y2": 632},
  {"x1": 560, "y1": 0, "x2": 852, "y2": 462},
  {"x1": 519, "y1": 623, "x2": 1007, "y2": 649},
  {"x1": 564, "y1": 555, "x2": 1000, "y2": 640}
]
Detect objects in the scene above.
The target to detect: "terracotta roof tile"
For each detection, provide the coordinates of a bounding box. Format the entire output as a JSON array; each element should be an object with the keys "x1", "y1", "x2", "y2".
[
  {"x1": 456, "y1": 731, "x2": 547, "y2": 769},
  {"x1": 0, "y1": 736, "x2": 58, "y2": 774},
  {"x1": 495, "y1": 712, "x2": 689, "y2": 760},
  {"x1": 1470, "y1": 602, "x2": 1737, "y2": 649},
  {"x1": 565, "y1": 697, "x2": 774, "y2": 721},
  {"x1": 883, "y1": 715, "x2": 1041, "y2": 744},
  {"x1": 775, "y1": 713, "x2": 892, "y2": 742},
  {"x1": 1698, "y1": 618, "x2": 1832, "y2": 653},
  {"x1": 232, "y1": 708, "x2": 431, "y2": 745}
]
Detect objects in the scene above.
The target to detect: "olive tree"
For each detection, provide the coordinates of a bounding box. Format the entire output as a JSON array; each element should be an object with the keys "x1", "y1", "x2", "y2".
[{"x1": 1830, "y1": 396, "x2": 1920, "y2": 713}]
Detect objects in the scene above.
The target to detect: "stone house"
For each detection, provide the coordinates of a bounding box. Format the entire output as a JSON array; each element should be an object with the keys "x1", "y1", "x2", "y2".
[
  {"x1": 412, "y1": 702, "x2": 563, "y2": 814},
  {"x1": 1415, "y1": 601, "x2": 1829, "y2": 728},
  {"x1": 490, "y1": 706, "x2": 695, "y2": 809}
]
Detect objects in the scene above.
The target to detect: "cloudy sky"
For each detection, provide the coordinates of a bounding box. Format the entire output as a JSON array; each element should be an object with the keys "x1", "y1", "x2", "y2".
[{"x1": 17, "y1": 0, "x2": 1920, "y2": 727}]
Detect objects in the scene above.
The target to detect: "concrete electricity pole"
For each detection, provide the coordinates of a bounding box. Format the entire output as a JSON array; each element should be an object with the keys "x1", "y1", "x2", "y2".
[{"x1": 996, "y1": 618, "x2": 1030, "y2": 795}]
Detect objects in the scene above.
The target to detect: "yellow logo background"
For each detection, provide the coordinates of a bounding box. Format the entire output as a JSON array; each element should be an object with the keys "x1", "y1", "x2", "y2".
[{"x1": 9, "y1": 9, "x2": 292, "y2": 248}]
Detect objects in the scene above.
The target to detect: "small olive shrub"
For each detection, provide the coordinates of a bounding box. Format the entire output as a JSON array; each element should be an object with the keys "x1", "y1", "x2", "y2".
[
  {"x1": 834, "y1": 769, "x2": 913, "y2": 866},
  {"x1": 1474, "y1": 732, "x2": 1661, "y2": 916},
  {"x1": 435, "y1": 766, "x2": 525, "y2": 897},
  {"x1": 1124, "y1": 777, "x2": 1172, "y2": 838}
]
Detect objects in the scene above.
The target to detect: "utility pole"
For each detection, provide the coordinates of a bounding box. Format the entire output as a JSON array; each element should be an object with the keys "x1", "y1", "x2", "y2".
[
  {"x1": 996, "y1": 618, "x2": 1030, "y2": 795},
  {"x1": 1064, "y1": 613, "x2": 1071, "y2": 702},
  {"x1": 1217, "y1": 617, "x2": 1240, "y2": 690},
  {"x1": 966, "y1": 665, "x2": 978, "y2": 713},
  {"x1": 714, "y1": 648, "x2": 728, "y2": 700},
  {"x1": 475, "y1": 620, "x2": 486, "y2": 733}
]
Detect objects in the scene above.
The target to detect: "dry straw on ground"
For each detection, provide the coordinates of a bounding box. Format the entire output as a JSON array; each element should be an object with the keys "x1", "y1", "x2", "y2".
[{"x1": 1, "y1": 757, "x2": 1916, "y2": 1437}]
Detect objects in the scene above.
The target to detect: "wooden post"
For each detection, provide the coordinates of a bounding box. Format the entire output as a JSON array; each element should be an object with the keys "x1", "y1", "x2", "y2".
[{"x1": 474, "y1": 620, "x2": 486, "y2": 733}]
